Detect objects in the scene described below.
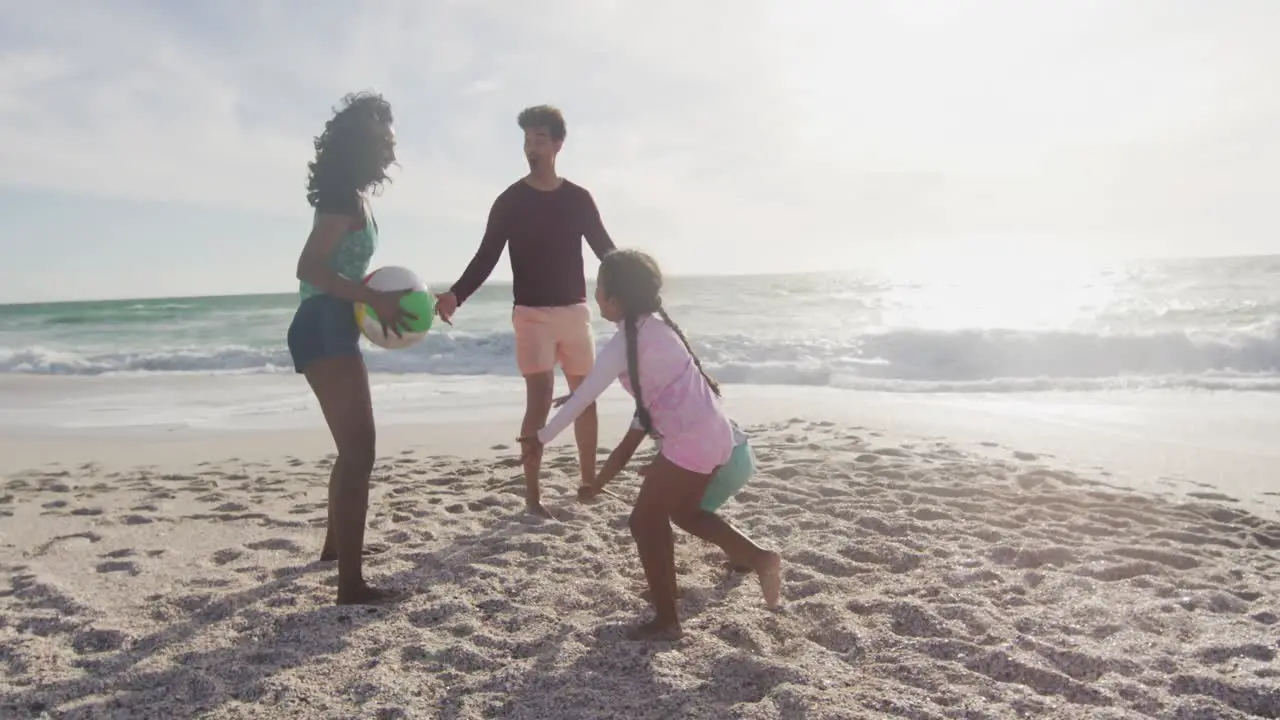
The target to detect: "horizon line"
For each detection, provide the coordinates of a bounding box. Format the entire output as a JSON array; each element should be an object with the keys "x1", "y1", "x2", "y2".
[{"x1": 3, "y1": 252, "x2": 1277, "y2": 307}]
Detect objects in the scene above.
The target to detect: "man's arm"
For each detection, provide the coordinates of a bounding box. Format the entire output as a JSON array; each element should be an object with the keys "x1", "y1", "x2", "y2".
[
  {"x1": 448, "y1": 194, "x2": 509, "y2": 306},
  {"x1": 580, "y1": 188, "x2": 616, "y2": 259}
]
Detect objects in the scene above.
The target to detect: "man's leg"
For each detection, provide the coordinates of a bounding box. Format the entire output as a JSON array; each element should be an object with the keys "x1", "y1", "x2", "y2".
[
  {"x1": 564, "y1": 373, "x2": 598, "y2": 487},
  {"x1": 513, "y1": 306, "x2": 558, "y2": 518},
  {"x1": 521, "y1": 371, "x2": 555, "y2": 517},
  {"x1": 558, "y1": 303, "x2": 599, "y2": 488}
]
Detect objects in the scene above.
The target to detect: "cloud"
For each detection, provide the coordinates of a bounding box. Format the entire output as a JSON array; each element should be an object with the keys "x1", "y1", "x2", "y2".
[{"x1": 0, "y1": 0, "x2": 1278, "y2": 283}]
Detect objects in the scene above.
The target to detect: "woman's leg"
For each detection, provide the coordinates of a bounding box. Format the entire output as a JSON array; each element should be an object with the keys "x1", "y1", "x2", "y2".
[
  {"x1": 304, "y1": 354, "x2": 395, "y2": 605},
  {"x1": 319, "y1": 459, "x2": 341, "y2": 561}
]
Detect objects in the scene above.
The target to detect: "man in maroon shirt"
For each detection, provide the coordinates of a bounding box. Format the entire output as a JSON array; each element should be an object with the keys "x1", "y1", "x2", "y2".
[{"x1": 435, "y1": 105, "x2": 615, "y2": 518}]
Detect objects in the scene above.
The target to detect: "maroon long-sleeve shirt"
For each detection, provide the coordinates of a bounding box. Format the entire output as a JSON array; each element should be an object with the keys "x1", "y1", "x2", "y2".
[{"x1": 450, "y1": 179, "x2": 616, "y2": 308}]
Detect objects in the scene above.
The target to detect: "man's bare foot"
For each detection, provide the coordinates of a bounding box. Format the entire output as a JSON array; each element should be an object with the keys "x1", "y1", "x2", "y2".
[
  {"x1": 755, "y1": 551, "x2": 783, "y2": 608},
  {"x1": 626, "y1": 617, "x2": 683, "y2": 641},
  {"x1": 526, "y1": 501, "x2": 556, "y2": 519},
  {"x1": 336, "y1": 584, "x2": 404, "y2": 606}
]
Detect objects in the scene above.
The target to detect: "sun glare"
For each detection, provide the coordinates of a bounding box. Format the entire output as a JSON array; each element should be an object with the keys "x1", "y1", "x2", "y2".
[{"x1": 875, "y1": 252, "x2": 1117, "y2": 332}]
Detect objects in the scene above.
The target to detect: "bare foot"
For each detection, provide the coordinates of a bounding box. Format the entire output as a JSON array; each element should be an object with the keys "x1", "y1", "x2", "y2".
[
  {"x1": 756, "y1": 551, "x2": 783, "y2": 608},
  {"x1": 526, "y1": 501, "x2": 556, "y2": 520},
  {"x1": 320, "y1": 529, "x2": 335, "y2": 561},
  {"x1": 336, "y1": 584, "x2": 404, "y2": 606},
  {"x1": 319, "y1": 544, "x2": 389, "y2": 563},
  {"x1": 637, "y1": 584, "x2": 686, "y2": 601},
  {"x1": 626, "y1": 617, "x2": 683, "y2": 641}
]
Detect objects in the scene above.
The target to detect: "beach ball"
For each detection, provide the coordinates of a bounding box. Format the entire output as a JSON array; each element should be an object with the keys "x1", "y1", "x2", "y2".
[{"x1": 353, "y1": 266, "x2": 436, "y2": 350}]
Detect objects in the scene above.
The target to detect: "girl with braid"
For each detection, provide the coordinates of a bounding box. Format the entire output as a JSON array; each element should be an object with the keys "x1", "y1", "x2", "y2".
[{"x1": 518, "y1": 248, "x2": 782, "y2": 640}]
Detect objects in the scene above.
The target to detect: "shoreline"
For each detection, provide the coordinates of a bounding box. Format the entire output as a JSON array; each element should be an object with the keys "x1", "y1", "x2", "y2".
[{"x1": 2, "y1": 375, "x2": 1279, "y2": 519}]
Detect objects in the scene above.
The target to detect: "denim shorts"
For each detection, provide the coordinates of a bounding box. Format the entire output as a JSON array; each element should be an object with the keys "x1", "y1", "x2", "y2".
[{"x1": 286, "y1": 293, "x2": 362, "y2": 374}]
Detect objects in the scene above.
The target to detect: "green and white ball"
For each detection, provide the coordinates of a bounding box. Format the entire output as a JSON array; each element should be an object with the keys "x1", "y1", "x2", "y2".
[{"x1": 353, "y1": 266, "x2": 436, "y2": 350}]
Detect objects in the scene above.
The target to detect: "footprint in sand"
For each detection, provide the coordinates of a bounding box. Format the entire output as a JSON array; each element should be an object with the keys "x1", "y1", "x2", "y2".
[
  {"x1": 211, "y1": 548, "x2": 245, "y2": 565},
  {"x1": 121, "y1": 514, "x2": 156, "y2": 525},
  {"x1": 245, "y1": 538, "x2": 307, "y2": 554},
  {"x1": 71, "y1": 628, "x2": 128, "y2": 655},
  {"x1": 95, "y1": 560, "x2": 140, "y2": 575},
  {"x1": 1186, "y1": 491, "x2": 1239, "y2": 503}
]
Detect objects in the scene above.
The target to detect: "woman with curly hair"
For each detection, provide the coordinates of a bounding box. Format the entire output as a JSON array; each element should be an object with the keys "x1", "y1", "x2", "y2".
[{"x1": 288, "y1": 91, "x2": 412, "y2": 605}]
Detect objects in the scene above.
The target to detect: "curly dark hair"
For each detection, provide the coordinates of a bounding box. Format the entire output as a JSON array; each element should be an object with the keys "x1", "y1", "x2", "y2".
[
  {"x1": 598, "y1": 248, "x2": 721, "y2": 436},
  {"x1": 306, "y1": 91, "x2": 396, "y2": 208}
]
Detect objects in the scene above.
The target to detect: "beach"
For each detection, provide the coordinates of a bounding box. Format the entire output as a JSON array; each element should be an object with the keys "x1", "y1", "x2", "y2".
[
  {"x1": 4, "y1": 259, "x2": 1280, "y2": 717},
  {"x1": 2, "y1": 378, "x2": 1279, "y2": 719}
]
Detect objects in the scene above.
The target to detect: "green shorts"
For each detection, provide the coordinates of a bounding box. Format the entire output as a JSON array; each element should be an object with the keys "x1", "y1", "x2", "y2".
[{"x1": 700, "y1": 439, "x2": 756, "y2": 512}]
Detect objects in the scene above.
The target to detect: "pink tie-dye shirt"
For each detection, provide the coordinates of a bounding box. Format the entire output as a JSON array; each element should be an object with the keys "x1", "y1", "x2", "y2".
[{"x1": 536, "y1": 314, "x2": 736, "y2": 474}]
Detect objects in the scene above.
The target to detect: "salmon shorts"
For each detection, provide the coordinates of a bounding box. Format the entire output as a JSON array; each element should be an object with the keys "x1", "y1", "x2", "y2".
[{"x1": 511, "y1": 303, "x2": 595, "y2": 376}]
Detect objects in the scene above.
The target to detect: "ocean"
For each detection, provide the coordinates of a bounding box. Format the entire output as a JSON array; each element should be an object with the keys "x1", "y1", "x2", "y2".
[{"x1": 4, "y1": 255, "x2": 1280, "y2": 394}]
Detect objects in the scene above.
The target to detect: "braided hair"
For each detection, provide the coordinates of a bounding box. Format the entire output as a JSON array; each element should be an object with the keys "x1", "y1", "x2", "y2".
[{"x1": 597, "y1": 249, "x2": 721, "y2": 436}]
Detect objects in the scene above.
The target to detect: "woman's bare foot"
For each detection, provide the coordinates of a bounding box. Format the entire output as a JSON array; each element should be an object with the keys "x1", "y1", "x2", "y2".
[
  {"x1": 636, "y1": 584, "x2": 686, "y2": 601},
  {"x1": 755, "y1": 551, "x2": 782, "y2": 608},
  {"x1": 626, "y1": 617, "x2": 683, "y2": 641},
  {"x1": 526, "y1": 501, "x2": 556, "y2": 520},
  {"x1": 320, "y1": 544, "x2": 389, "y2": 563},
  {"x1": 336, "y1": 584, "x2": 404, "y2": 606}
]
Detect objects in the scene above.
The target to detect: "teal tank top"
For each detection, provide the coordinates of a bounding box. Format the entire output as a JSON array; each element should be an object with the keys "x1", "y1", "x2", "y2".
[{"x1": 299, "y1": 208, "x2": 378, "y2": 301}]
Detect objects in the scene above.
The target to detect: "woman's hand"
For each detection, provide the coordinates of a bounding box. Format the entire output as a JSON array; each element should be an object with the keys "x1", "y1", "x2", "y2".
[
  {"x1": 551, "y1": 393, "x2": 571, "y2": 409},
  {"x1": 368, "y1": 289, "x2": 416, "y2": 338}
]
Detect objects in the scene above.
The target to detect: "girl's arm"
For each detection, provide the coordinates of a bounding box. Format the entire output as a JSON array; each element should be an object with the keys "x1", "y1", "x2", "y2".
[
  {"x1": 594, "y1": 425, "x2": 647, "y2": 489},
  {"x1": 535, "y1": 332, "x2": 627, "y2": 445}
]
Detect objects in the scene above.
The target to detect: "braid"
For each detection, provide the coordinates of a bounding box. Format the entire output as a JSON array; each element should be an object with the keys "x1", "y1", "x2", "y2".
[
  {"x1": 658, "y1": 308, "x2": 720, "y2": 397},
  {"x1": 624, "y1": 313, "x2": 654, "y2": 434}
]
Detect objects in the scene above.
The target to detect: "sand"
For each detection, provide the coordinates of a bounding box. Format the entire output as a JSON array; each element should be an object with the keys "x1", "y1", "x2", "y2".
[{"x1": 2, "y1": 416, "x2": 1279, "y2": 719}]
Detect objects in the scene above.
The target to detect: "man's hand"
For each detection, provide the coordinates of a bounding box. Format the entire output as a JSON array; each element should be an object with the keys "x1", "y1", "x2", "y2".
[{"x1": 434, "y1": 291, "x2": 458, "y2": 325}]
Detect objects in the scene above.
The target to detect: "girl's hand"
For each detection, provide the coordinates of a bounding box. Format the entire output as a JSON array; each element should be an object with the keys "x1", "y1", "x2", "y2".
[
  {"x1": 368, "y1": 289, "x2": 416, "y2": 338},
  {"x1": 517, "y1": 435, "x2": 543, "y2": 461}
]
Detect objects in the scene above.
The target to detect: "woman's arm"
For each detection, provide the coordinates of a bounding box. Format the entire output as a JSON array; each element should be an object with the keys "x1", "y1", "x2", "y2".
[{"x1": 535, "y1": 332, "x2": 627, "y2": 445}]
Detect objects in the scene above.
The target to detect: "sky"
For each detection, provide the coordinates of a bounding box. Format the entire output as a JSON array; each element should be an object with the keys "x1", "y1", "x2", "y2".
[{"x1": 0, "y1": 0, "x2": 1277, "y2": 303}]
